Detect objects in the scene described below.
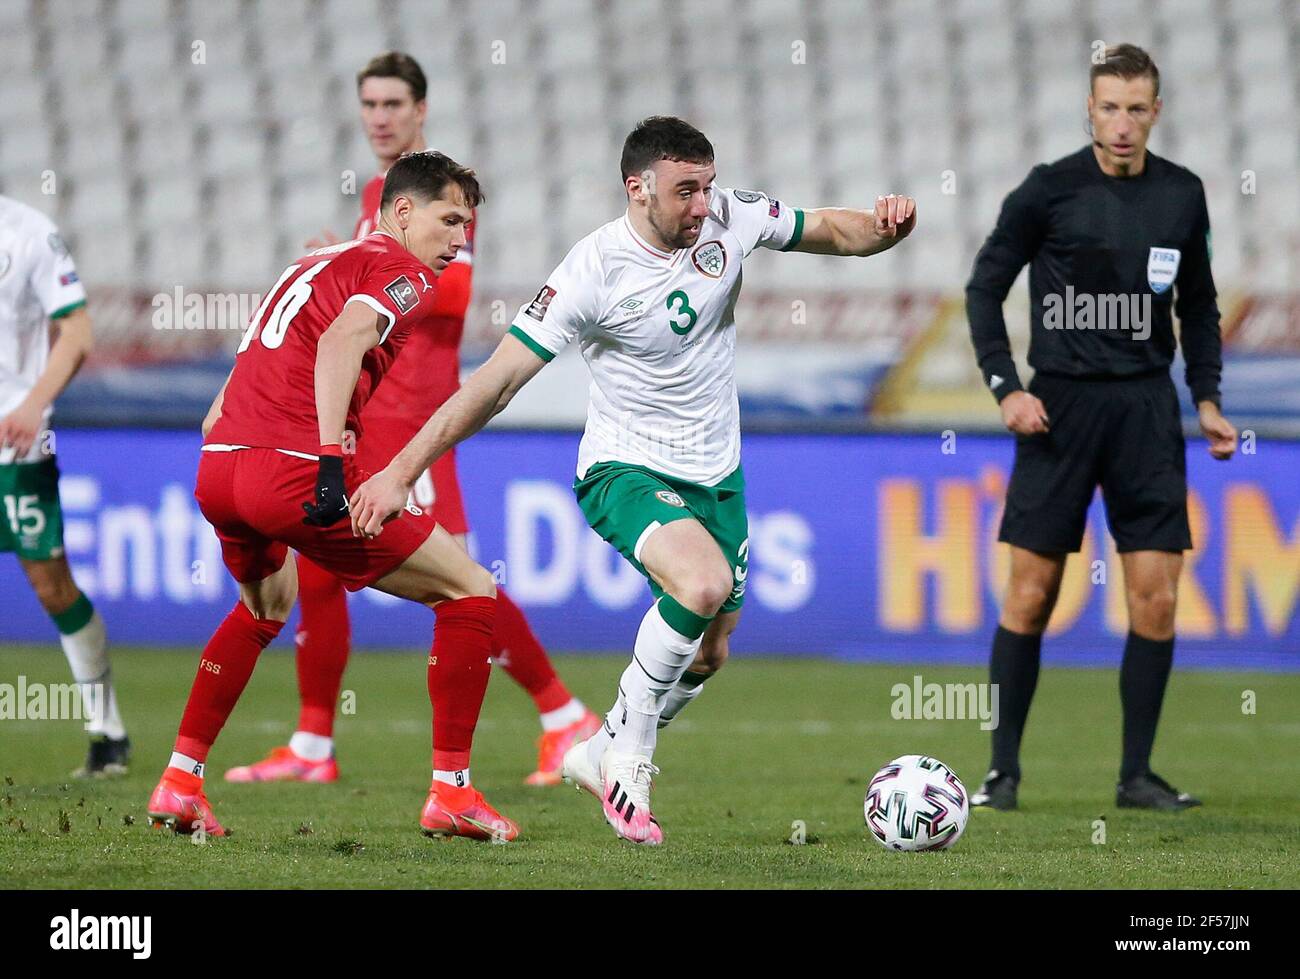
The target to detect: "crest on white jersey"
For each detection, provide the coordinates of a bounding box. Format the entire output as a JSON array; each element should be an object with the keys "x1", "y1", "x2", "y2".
[
  {"x1": 691, "y1": 240, "x2": 727, "y2": 279},
  {"x1": 733, "y1": 190, "x2": 763, "y2": 203},
  {"x1": 1146, "y1": 247, "x2": 1180, "y2": 294}
]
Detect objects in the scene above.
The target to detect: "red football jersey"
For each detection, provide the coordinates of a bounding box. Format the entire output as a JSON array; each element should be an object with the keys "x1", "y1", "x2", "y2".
[
  {"x1": 353, "y1": 174, "x2": 385, "y2": 239},
  {"x1": 208, "y1": 234, "x2": 438, "y2": 455},
  {"x1": 355, "y1": 172, "x2": 476, "y2": 445}
]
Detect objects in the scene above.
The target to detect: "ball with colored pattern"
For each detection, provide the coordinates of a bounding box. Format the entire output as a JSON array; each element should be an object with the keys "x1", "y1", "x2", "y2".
[{"x1": 865, "y1": 754, "x2": 969, "y2": 851}]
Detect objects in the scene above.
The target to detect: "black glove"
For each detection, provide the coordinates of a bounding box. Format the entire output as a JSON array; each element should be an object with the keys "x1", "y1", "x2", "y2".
[{"x1": 301, "y1": 454, "x2": 349, "y2": 527}]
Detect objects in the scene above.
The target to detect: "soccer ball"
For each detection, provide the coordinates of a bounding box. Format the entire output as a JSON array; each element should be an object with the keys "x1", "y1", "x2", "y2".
[{"x1": 864, "y1": 754, "x2": 969, "y2": 851}]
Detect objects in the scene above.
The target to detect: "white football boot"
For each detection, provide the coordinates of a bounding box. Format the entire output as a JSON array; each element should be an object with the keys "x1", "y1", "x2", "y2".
[
  {"x1": 561, "y1": 734, "x2": 604, "y2": 797},
  {"x1": 600, "y1": 750, "x2": 663, "y2": 845}
]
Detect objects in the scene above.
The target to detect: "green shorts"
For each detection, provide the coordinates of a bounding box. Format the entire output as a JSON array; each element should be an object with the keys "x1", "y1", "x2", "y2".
[
  {"x1": 0, "y1": 457, "x2": 65, "y2": 560},
  {"x1": 574, "y1": 461, "x2": 749, "y2": 613}
]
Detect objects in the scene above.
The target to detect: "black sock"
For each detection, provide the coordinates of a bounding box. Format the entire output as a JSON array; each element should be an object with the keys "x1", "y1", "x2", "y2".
[
  {"x1": 988, "y1": 625, "x2": 1042, "y2": 780},
  {"x1": 1119, "y1": 631, "x2": 1175, "y2": 782}
]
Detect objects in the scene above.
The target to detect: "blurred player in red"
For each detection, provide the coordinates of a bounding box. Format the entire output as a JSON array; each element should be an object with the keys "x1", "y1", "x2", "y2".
[
  {"x1": 148, "y1": 152, "x2": 520, "y2": 841},
  {"x1": 224, "y1": 52, "x2": 597, "y2": 789}
]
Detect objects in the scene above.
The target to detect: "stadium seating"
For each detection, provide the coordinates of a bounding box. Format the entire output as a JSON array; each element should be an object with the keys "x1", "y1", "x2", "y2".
[{"x1": 1, "y1": 0, "x2": 1296, "y2": 349}]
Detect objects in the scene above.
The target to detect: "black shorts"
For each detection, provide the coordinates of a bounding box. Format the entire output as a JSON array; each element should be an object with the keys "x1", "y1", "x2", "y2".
[{"x1": 999, "y1": 371, "x2": 1192, "y2": 554}]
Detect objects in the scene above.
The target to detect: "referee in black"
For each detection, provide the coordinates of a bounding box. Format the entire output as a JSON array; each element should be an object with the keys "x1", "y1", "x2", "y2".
[{"x1": 965, "y1": 44, "x2": 1237, "y2": 811}]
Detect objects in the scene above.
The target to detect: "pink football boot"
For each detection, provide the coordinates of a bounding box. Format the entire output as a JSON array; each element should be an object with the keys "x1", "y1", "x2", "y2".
[{"x1": 224, "y1": 746, "x2": 339, "y2": 783}]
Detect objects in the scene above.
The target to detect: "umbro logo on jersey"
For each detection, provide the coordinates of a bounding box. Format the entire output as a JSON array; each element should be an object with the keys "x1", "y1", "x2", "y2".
[
  {"x1": 691, "y1": 240, "x2": 726, "y2": 278},
  {"x1": 384, "y1": 275, "x2": 419, "y2": 313},
  {"x1": 525, "y1": 284, "x2": 557, "y2": 321},
  {"x1": 618, "y1": 298, "x2": 644, "y2": 311}
]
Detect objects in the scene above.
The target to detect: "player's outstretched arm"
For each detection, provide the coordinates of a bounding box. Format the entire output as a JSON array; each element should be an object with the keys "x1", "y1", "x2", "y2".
[
  {"x1": 789, "y1": 195, "x2": 916, "y2": 257},
  {"x1": 0, "y1": 306, "x2": 92, "y2": 457},
  {"x1": 348, "y1": 332, "x2": 546, "y2": 537}
]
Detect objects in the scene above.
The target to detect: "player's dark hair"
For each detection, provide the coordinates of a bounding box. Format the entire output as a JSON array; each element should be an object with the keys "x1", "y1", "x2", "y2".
[
  {"x1": 620, "y1": 116, "x2": 714, "y2": 182},
  {"x1": 356, "y1": 51, "x2": 427, "y2": 103},
  {"x1": 1090, "y1": 43, "x2": 1160, "y2": 99},
  {"x1": 381, "y1": 150, "x2": 483, "y2": 210}
]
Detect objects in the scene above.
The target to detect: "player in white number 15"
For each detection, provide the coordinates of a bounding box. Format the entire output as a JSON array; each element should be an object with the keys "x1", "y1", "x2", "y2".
[
  {"x1": 349, "y1": 117, "x2": 916, "y2": 845},
  {"x1": 0, "y1": 195, "x2": 130, "y2": 778}
]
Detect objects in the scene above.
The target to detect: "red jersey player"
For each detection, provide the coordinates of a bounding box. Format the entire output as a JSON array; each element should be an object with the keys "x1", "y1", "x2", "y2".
[
  {"x1": 147, "y1": 152, "x2": 520, "y2": 841},
  {"x1": 224, "y1": 52, "x2": 598, "y2": 788}
]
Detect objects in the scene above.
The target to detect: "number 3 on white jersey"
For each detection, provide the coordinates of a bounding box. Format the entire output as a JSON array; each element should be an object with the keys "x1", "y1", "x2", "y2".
[{"x1": 237, "y1": 260, "x2": 332, "y2": 353}]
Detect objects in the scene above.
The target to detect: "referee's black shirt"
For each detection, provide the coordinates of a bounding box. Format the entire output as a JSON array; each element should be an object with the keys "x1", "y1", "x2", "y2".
[{"x1": 966, "y1": 145, "x2": 1223, "y2": 407}]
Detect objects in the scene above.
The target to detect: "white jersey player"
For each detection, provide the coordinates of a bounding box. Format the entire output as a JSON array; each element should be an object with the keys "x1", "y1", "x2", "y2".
[
  {"x1": 0, "y1": 195, "x2": 129, "y2": 775},
  {"x1": 348, "y1": 116, "x2": 916, "y2": 844}
]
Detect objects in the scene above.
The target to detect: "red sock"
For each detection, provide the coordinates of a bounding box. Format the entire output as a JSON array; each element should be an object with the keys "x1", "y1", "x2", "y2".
[
  {"x1": 175, "y1": 603, "x2": 284, "y2": 762},
  {"x1": 429, "y1": 596, "x2": 496, "y2": 772},
  {"x1": 493, "y1": 589, "x2": 571, "y2": 714},
  {"x1": 294, "y1": 554, "x2": 351, "y2": 737}
]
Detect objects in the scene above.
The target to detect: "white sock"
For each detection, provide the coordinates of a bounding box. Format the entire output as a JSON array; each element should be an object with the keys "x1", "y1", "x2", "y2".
[
  {"x1": 60, "y1": 611, "x2": 126, "y2": 740},
  {"x1": 587, "y1": 708, "x2": 617, "y2": 769},
  {"x1": 610, "y1": 602, "x2": 703, "y2": 758},
  {"x1": 168, "y1": 752, "x2": 204, "y2": 778},
  {"x1": 539, "y1": 697, "x2": 586, "y2": 732},
  {"x1": 289, "y1": 731, "x2": 333, "y2": 761},
  {"x1": 432, "y1": 768, "x2": 471, "y2": 788},
  {"x1": 658, "y1": 671, "x2": 708, "y2": 729}
]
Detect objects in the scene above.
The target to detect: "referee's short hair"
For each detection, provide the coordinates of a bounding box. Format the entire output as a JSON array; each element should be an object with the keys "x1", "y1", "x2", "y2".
[{"x1": 1090, "y1": 43, "x2": 1160, "y2": 98}]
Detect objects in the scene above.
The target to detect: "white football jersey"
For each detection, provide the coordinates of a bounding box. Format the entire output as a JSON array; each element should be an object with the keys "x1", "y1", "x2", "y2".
[
  {"x1": 0, "y1": 196, "x2": 87, "y2": 460},
  {"x1": 510, "y1": 187, "x2": 804, "y2": 485}
]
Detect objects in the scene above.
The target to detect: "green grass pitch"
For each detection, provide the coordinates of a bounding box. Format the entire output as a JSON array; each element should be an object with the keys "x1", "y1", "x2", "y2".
[{"x1": 1, "y1": 644, "x2": 1297, "y2": 889}]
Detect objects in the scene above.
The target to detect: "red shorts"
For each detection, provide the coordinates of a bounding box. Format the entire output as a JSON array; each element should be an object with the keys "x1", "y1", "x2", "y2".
[
  {"x1": 195, "y1": 448, "x2": 436, "y2": 591},
  {"x1": 356, "y1": 432, "x2": 469, "y2": 536}
]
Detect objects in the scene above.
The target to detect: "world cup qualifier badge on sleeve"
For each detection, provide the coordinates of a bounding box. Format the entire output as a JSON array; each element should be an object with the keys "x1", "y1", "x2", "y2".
[
  {"x1": 384, "y1": 275, "x2": 419, "y2": 313},
  {"x1": 525, "y1": 285, "x2": 556, "y2": 321}
]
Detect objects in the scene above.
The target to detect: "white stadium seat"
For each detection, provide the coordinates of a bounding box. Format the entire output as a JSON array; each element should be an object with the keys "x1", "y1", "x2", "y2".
[{"x1": 0, "y1": 0, "x2": 1293, "y2": 298}]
